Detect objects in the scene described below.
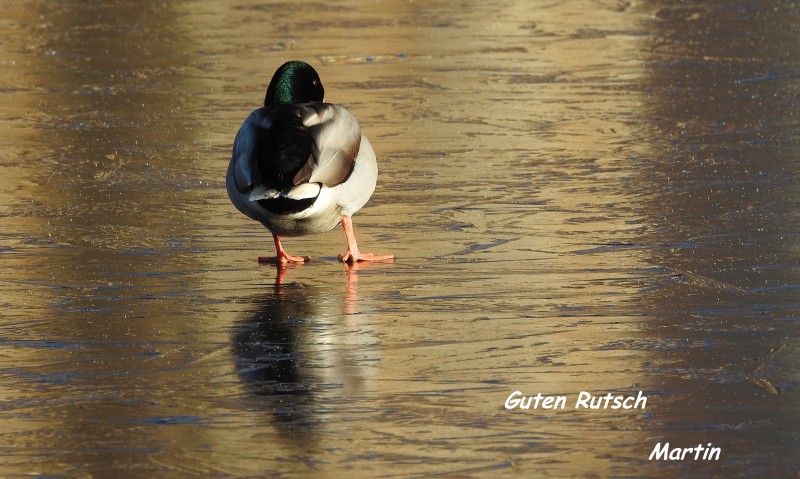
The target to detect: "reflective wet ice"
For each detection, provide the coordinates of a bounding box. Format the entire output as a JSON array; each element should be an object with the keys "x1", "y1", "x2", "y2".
[{"x1": 0, "y1": 0, "x2": 798, "y2": 477}]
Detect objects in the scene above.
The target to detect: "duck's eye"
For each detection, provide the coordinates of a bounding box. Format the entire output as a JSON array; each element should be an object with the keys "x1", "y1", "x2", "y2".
[{"x1": 311, "y1": 79, "x2": 319, "y2": 86}]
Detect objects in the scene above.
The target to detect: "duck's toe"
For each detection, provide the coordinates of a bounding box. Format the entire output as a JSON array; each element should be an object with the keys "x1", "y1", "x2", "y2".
[
  {"x1": 338, "y1": 252, "x2": 394, "y2": 264},
  {"x1": 258, "y1": 253, "x2": 311, "y2": 264}
]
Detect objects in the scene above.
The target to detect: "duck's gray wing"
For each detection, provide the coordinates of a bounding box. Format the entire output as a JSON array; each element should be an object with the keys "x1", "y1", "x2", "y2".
[
  {"x1": 230, "y1": 108, "x2": 273, "y2": 194},
  {"x1": 292, "y1": 103, "x2": 361, "y2": 187}
]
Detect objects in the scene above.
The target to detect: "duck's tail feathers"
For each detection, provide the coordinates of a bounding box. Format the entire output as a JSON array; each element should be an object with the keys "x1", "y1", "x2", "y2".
[{"x1": 252, "y1": 183, "x2": 322, "y2": 215}]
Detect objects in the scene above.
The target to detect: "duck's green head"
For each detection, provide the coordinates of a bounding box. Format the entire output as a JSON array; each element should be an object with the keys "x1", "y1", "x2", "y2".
[{"x1": 264, "y1": 61, "x2": 324, "y2": 106}]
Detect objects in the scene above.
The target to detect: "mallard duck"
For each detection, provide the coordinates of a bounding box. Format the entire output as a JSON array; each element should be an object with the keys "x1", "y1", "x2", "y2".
[{"x1": 227, "y1": 61, "x2": 394, "y2": 264}]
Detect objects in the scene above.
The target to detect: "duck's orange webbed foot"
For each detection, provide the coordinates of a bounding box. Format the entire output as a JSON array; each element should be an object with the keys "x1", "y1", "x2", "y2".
[
  {"x1": 338, "y1": 217, "x2": 394, "y2": 264},
  {"x1": 259, "y1": 234, "x2": 310, "y2": 264}
]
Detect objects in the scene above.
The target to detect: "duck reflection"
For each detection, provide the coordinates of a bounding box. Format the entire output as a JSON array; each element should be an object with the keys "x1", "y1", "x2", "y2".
[
  {"x1": 231, "y1": 264, "x2": 381, "y2": 435},
  {"x1": 232, "y1": 277, "x2": 315, "y2": 430}
]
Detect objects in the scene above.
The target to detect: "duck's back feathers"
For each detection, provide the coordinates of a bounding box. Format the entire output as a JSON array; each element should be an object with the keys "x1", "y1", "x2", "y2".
[
  {"x1": 231, "y1": 103, "x2": 361, "y2": 196},
  {"x1": 255, "y1": 107, "x2": 314, "y2": 191}
]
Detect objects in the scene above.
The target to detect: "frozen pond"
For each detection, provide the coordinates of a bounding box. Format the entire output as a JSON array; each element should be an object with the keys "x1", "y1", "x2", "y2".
[{"x1": 0, "y1": 0, "x2": 798, "y2": 477}]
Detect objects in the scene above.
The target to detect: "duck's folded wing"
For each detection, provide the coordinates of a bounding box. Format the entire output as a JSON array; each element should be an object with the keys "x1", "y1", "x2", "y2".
[
  {"x1": 231, "y1": 109, "x2": 272, "y2": 194},
  {"x1": 293, "y1": 104, "x2": 361, "y2": 187}
]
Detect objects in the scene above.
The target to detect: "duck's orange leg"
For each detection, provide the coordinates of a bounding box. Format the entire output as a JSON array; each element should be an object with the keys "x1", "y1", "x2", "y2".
[
  {"x1": 338, "y1": 217, "x2": 394, "y2": 264},
  {"x1": 258, "y1": 234, "x2": 310, "y2": 264}
]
